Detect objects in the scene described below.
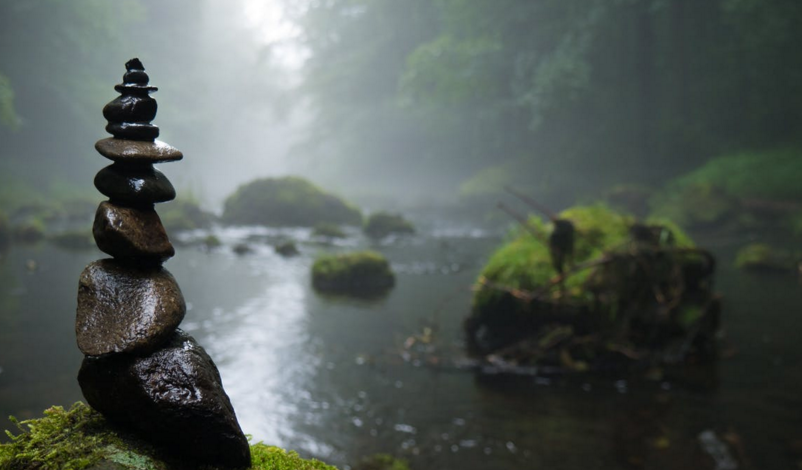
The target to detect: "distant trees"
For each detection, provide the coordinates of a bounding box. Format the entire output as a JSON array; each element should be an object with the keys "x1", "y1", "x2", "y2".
[{"x1": 290, "y1": 0, "x2": 802, "y2": 200}]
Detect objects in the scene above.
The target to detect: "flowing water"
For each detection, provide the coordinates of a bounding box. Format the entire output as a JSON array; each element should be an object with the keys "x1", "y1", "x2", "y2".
[{"x1": 0, "y1": 221, "x2": 800, "y2": 470}]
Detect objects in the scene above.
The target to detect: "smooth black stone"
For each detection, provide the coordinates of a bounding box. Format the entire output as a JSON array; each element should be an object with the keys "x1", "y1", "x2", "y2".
[
  {"x1": 94, "y1": 163, "x2": 175, "y2": 205},
  {"x1": 103, "y1": 95, "x2": 157, "y2": 124},
  {"x1": 123, "y1": 70, "x2": 149, "y2": 85},
  {"x1": 78, "y1": 330, "x2": 251, "y2": 469},
  {"x1": 126, "y1": 58, "x2": 145, "y2": 71},
  {"x1": 95, "y1": 138, "x2": 183, "y2": 164},
  {"x1": 114, "y1": 84, "x2": 158, "y2": 97},
  {"x1": 76, "y1": 259, "x2": 185, "y2": 356},
  {"x1": 92, "y1": 201, "x2": 174, "y2": 262},
  {"x1": 106, "y1": 122, "x2": 159, "y2": 141}
]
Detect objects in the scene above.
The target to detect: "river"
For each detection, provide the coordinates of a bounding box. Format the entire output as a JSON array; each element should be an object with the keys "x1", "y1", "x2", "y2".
[{"x1": 0, "y1": 221, "x2": 800, "y2": 469}]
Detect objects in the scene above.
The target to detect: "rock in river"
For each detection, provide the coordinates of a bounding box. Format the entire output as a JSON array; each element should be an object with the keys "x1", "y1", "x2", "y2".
[
  {"x1": 94, "y1": 163, "x2": 176, "y2": 206},
  {"x1": 93, "y1": 201, "x2": 174, "y2": 263},
  {"x1": 76, "y1": 259, "x2": 185, "y2": 356},
  {"x1": 78, "y1": 330, "x2": 251, "y2": 469}
]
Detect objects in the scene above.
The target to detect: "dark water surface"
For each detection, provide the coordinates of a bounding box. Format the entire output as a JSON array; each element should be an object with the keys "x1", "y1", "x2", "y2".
[{"x1": 0, "y1": 223, "x2": 800, "y2": 469}]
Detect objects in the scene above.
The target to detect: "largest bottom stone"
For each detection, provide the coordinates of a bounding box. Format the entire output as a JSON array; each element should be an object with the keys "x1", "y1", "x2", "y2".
[{"x1": 78, "y1": 330, "x2": 251, "y2": 469}]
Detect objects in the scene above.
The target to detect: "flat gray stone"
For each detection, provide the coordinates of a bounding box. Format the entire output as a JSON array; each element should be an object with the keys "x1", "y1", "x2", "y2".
[
  {"x1": 78, "y1": 330, "x2": 251, "y2": 469},
  {"x1": 95, "y1": 138, "x2": 183, "y2": 163},
  {"x1": 76, "y1": 259, "x2": 185, "y2": 356},
  {"x1": 93, "y1": 201, "x2": 174, "y2": 263}
]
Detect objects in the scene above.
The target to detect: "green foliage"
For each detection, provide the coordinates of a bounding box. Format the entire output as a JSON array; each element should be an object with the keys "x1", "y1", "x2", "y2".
[
  {"x1": 311, "y1": 251, "x2": 395, "y2": 294},
  {"x1": 660, "y1": 147, "x2": 802, "y2": 201},
  {"x1": 354, "y1": 454, "x2": 411, "y2": 470},
  {"x1": 222, "y1": 177, "x2": 362, "y2": 227},
  {"x1": 0, "y1": 403, "x2": 339, "y2": 470},
  {"x1": 363, "y1": 213, "x2": 415, "y2": 238}
]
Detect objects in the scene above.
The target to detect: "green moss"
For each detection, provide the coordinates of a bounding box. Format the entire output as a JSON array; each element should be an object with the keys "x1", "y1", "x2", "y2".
[
  {"x1": 159, "y1": 198, "x2": 215, "y2": 233},
  {"x1": 363, "y1": 213, "x2": 415, "y2": 239},
  {"x1": 474, "y1": 204, "x2": 696, "y2": 309},
  {"x1": 222, "y1": 177, "x2": 362, "y2": 227},
  {"x1": 354, "y1": 454, "x2": 410, "y2": 470},
  {"x1": 312, "y1": 223, "x2": 346, "y2": 239},
  {"x1": 665, "y1": 147, "x2": 802, "y2": 201},
  {"x1": 311, "y1": 251, "x2": 395, "y2": 294},
  {"x1": 734, "y1": 243, "x2": 794, "y2": 271},
  {"x1": 0, "y1": 403, "x2": 339, "y2": 470}
]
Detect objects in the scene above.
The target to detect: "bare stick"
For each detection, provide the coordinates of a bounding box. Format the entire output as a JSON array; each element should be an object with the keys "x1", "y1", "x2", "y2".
[{"x1": 504, "y1": 186, "x2": 558, "y2": 221}]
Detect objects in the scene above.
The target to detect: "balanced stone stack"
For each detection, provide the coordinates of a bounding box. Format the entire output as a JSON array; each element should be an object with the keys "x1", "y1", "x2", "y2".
[{"x1": 76, "y1": 59, "x2": 251, "y2": 468}]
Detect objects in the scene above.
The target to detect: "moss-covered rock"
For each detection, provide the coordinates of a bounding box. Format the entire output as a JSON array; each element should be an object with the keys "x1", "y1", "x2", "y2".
[
  {"x1": 468, "y1": 204, "x2": 717, "y2": 369},
  {"x1": 159, "y1": 198, "x2": 215, "y2": 233},
  {"x1": 363, "y1": 213, "x2": 415, "y2": 239},
  {"x1": 275, "y1": 241, "x2": 300, "y2": 257},
  {"x1": 734, "y1": 243, "x2": 797, "y2": 272},
  {"x1": 222, "y1": 177, "x2": 362, "y2": 227},
  {"x1": 311, "y1": 251, "x2": 395, "y2": 295},
  {"x1": 0, "y1": 403, "x2": 337, "y2": 470},
  {"x1": 649, "y1": 182, "x2": 739, "y2": 229},
  {"x1": 312, "y1": 223, "x2": 346, "y2": 239}
]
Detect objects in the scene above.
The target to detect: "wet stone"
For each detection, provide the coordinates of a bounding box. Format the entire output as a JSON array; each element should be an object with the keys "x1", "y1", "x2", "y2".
[
  {"x1": 93, "y1": 201, "x2": 174, "y2": 262},
  {"x1": 78, "y1": 330, "x2": 252, "y2": 469},
  {"x1": 106, "y1": 122, "x2": 159, "y2": 141},
  {"x1": 103, "y1": 95, "x2": 157, "y2": 123},
  {"x1": 76, "y1": 259, "x2": 185, "y2": 356},
  {"x1": 94, "y1": 163, "x2": 176, "y2": 206},
  {"x1": 95, "y1": 138, "x2": 183, "y2": 163}
]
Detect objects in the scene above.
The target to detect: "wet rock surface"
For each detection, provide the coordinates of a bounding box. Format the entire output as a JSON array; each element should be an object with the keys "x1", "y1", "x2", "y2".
[
  {"x1": 106, "y1": 122, "x2": 159, "y2": 141},
  {"x1": 76, "y1": 259, "x2": 185, "y2": 356},
  {"x1": 78, "y1": 330, "x2": 251, "y2": 468},
  {"x1": 103, "y1": 95, "x2": 157, "y2": 124},
  {"x1": 94, "y1": 163, "x2": 176, "y2": 206},
  {"x1": 93, "y1": 201, "x2": 174, "y2": 262},
  {"x1": 95, "y1": 138, "x2": 183, "y2": 163}
]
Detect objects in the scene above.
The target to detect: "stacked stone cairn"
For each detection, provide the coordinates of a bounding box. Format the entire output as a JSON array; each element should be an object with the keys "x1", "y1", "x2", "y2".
[{"x1": 76, "y1": 59, "x2": 251, "y2": 468}]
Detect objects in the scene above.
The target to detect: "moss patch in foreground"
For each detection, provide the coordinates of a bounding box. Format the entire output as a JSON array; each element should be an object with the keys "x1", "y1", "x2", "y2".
[
  {"x1": 311, "y1": 251, "x2": 395, "y2": 294},
  {"x1": 0, "y1": 403, "x2": 337, "y2": 470}
]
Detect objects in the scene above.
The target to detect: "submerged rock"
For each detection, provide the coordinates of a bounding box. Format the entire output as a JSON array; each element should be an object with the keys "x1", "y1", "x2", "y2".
[
  {"x1": 76, "y1": 259, "x2": 185, "y2": 356},
  {"x1": 311, "y1": 250, "x2": 395, "y2": 295},
  {"x1": 78, "y1": 331, "x2": 251, "y2": 469},
  {"x1": 734, "y1": 243, "x2": 797, "y2": 272},
  {"x1": 363, "y1": 212, "x2": 415, "y2": 239},
  {"x1": 93, "y1": 201, "x2": 174, "y2": 263},
  {"x1": 275, "y1": 241, "x2": 299, "y2": 257},
  {"x1": 94, "y1": 163, "x2": 176, "y2": 206}
]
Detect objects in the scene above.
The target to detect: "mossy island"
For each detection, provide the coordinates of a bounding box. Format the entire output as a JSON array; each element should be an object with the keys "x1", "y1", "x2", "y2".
[
  {"x1": 159, "y1": 197, "x2": 216, "y2": 233},
  {"x1": 363, "y1": 212, "x2": 415, "y2": 239},
  {"x1": 312, "y1": 223, "x2": 347, "y2": 239},
  {"x1": 734, "y1": 243, "x2": 799, "y2": 272},
  {"x1": 311, "y1": 251, "x2": 395, "y2": 296},
  {"x1": 222, "y1": 177, "x2": 362, "y2": 227},
  {"x1": 0, "y1": 403, "x2": 336, "y2": 470},
  {"x1": 467, "y1": 204, "x2": 719, "y2": 373},
  {"x1": 648, "y1": 147, "x2": 802, "y2": 231}
]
